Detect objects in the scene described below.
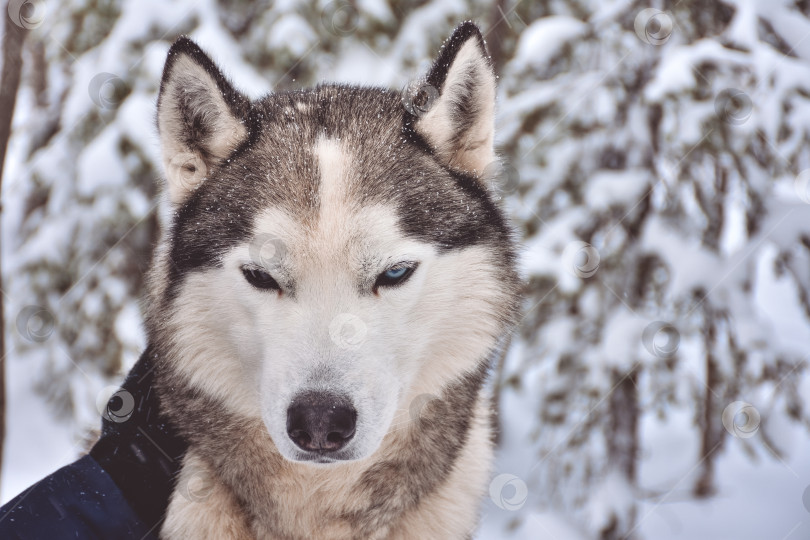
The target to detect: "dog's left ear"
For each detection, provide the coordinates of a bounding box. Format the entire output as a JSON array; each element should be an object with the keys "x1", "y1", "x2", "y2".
[
  {"x1": 411, "y1": 22, "x2": 496, "y2": 175},
  {"x1": 157, "y1": 37, "x2": 251, "y2": 204}
]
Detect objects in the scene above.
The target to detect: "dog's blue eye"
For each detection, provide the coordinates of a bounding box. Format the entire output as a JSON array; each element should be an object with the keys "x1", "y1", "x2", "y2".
[
  {"x1": 385, "y1": 267, "x2": 408, "y2": 279},
  {"x1": 374, "y1": 263, "x2": 417, "y2": 292},
  {"x1": 242, "y1": 267, "x2": 281, "y2": 291}
]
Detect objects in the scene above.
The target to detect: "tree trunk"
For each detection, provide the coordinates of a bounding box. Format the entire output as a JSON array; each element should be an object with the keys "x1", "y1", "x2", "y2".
[
  {"x1": 601, "y1": 367, "x2": 639, "y2": 540},
  {"x1": 694, "y1": 349, "x2": 721, "y2": 497},
  {"x1": 0, "y1": 2, "x2": 30, "y2": 484}
]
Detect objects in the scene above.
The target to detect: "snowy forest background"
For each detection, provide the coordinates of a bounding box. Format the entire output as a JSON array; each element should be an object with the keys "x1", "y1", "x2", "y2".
[{"x1": 1, "y1": 0, "x2": 809, "y2": 538}]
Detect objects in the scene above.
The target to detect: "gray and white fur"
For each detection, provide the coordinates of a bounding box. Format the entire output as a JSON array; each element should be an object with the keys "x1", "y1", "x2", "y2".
[{"x1": 147, "y1": 22, "x2": 522, "y2": 539}]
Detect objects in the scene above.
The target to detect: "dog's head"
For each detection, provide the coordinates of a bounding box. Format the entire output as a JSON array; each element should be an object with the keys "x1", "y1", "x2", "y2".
[{"x1": 147, "y1": 23, "x2": 521, "y2": 465}]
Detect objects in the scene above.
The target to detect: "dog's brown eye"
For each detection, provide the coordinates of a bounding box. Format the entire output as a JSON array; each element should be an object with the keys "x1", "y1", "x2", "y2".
[{"x1": 242, "y1": 267, "x2": 281, "y2": 291}]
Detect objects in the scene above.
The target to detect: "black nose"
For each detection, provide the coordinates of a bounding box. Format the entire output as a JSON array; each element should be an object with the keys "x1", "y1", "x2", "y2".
[{"x1": 286, "y1": 391, "x2": 357, "y2": 453}]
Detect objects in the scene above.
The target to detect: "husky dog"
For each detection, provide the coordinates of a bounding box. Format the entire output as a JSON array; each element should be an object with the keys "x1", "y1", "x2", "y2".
[{"x1": 148, "y1": 22, "x2": 521, "y2": 539}]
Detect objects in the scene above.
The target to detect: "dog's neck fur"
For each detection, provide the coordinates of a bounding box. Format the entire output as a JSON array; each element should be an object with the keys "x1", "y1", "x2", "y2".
[{"x1": 155, "y1": 348, "x2": 490, "y2": 538}]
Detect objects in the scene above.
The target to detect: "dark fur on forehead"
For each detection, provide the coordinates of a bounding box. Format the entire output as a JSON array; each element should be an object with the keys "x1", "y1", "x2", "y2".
[{"x1": 162, "y1": 82, "x2": 515, "y2": 304}]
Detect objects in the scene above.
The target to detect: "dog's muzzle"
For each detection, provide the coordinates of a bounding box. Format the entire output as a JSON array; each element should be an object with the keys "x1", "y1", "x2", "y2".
[{"x1": 286, "y1": 391, "x2": 357, "y2": 454}]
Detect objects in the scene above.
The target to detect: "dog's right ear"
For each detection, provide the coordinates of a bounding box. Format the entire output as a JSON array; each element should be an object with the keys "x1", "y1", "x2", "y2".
[
  {"x1": 409, "y1": 22, "x2": 496, "y2": 175},
  {"x1": 157, "y1": 37, "x2": 250, "y2": 204}
]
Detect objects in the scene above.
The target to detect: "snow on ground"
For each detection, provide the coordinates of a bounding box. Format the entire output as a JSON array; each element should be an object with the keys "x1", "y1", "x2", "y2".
[
  {"x1": 480, "y1": 375, "x2": 810, "y2": 539},
  {"x1": 639, "y1": 425, "x2": 810, "y2": 540}
]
